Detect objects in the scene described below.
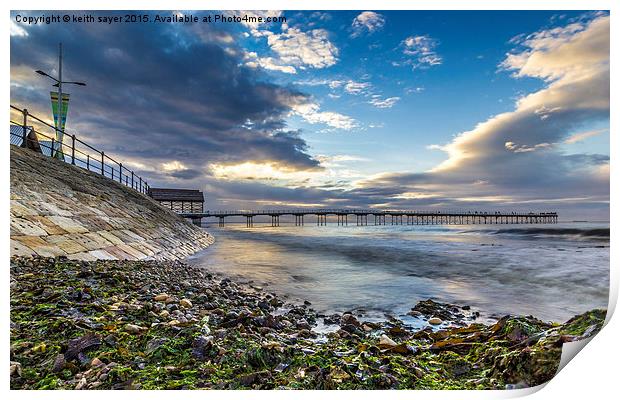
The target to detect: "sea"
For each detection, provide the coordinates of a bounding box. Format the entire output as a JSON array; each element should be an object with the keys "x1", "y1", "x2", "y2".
[{"x1": 187, "y1": 220, "x2": 609, "y2": 326}]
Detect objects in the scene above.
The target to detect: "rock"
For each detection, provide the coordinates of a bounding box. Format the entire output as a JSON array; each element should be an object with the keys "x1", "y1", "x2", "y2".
[
  {"x1": 274, "y1": 363, "x2": 289, "y2": 373},
  {"x1": 413, "y1": 299, "x2": 459, "y2": 321},
  {"x1": 429, "y1": 317, "x2": 443, "y2": 325},
  {"x1": 75, "y1": 377, "x2": 87, "y2": 390},
  {"x1": 124, "y1": 324, "x2": 143, "y2": 334},
  {"x1": 451, "y1": 361, "x2": 471, "y2": 377},
  {"x1": 262, "y1": 314, "x2": 283, "y2": 330},
  {"x1": 10, "y1": 361, "x2": 22, "y2": 377},
  {"x1": 77, "y1": 352, "x2": 91, "y2": 366},
  {"x1": 413, "y1": 366, "x2": 425, "y2": 378},
  {"x1": 323, "y1": 314, "x2": 341, "y2": 325},
  {"x1": 297, "y1": 318, "x2": 311, "y2": 330},
  {"x1": 159, "y1": 310, "x2": 170, "y2": 319},
  {"x1": 407, "y1": 310, "x2": 423, "y2": 317},
  {"x1": 103, "y1": 334, "x2": 117, "y2": 347},
  {"x1": 341, "y1": 313, "x2": 360, "y2": 327},
  {"x1": 65, "y1": 333, "x2": 102, "y2": 361},
  {"x1": 91, "y1": 357, "x2": 104, "y2": 367},
  {"x1": 378, "y1": 334, "x2": 397, "y2": 348},
  {"x1": 146, "y1": 338, "x2": 168, "y2": 355},
  {"x1": 153, "y1": 293, "x2": 169, "y2": 301},
  {"x1": 191, "y1": 335, "x2": 214, "y2": 360},
  {"x1": 179, "y1": 298, "x2": 193, "y2": 309},
  {"x1": 52, "y1": 354, "x2": 66, "y2": 372},
  {"x1": 390, "y1": 343, "x2": 417, "y2": 355},
  {"x1": 238, "y1": 371, "x2": 263, "y2": 386}
]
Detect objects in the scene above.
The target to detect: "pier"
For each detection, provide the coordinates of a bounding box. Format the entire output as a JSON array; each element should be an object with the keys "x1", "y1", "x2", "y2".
[{"x1": 179, "y1": 209, "x2": 558, "y2": 227}]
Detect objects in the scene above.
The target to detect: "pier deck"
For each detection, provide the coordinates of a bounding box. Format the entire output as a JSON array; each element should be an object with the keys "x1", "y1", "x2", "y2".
[{"x1": 178, "y1": 209, "x2": 558, "y2": 227}]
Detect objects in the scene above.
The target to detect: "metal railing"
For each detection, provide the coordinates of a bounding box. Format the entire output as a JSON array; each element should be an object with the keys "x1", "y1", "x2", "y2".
[
  {"x1": 10, "y1": 105, "x2": 149, "y2": 195},
  {"x1": 195, "y1": 208, "x2": 557, "y2": 217},
  {"x1": 191, "y1": 209, "x2": 558, "y2": 216}
]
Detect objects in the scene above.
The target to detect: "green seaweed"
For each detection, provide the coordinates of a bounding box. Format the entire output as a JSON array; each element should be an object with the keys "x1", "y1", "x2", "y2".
[{"x1": 9, "y1": 256, "x2": 606, "y2": 390}]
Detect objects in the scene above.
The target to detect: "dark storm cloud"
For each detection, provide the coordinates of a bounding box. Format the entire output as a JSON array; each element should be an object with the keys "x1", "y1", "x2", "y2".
[{"x1": 10, "y1": 10, "x2": 320, "y2": 182}]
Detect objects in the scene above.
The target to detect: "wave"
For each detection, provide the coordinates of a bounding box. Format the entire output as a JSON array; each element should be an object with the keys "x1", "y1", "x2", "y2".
[{"x1": 490, "y1": 227, "x2": 609, "y2": 238}]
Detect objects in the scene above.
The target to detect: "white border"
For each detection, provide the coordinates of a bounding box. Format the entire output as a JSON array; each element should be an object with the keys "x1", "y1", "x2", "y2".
[{"x1": 3, "y1": 1, "x2": 616, "y2": 400}]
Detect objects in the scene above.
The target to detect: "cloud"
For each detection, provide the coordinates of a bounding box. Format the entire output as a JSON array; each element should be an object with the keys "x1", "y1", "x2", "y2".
[
  {"x1": 209, "y1": 161, "x2": 320, "y2": 184},
  {"x1": 208, "y1": 155, "x2": 365, "y2": 190},
  {"x1": 368, "y1": 95, "x2": 400, "y2": 109},
  {"x1": 192, "y1": 14, "x2": 609, "y2": 217},
  {"x1": 351, "y1": 11, "x2": 385, "y2": 37},
  {"x1": 564, "y1": 128, "x2": 607, "y2": 144},
  {"x1": 295, "y1": 79, "x2": 344, "y2": 88},
  {"x1": 351, "y1": 14, "x2": 609, "y2": 217},
  {"x1": 399, "y1": 35, "x2": 442, "y2": 69},
  {"x1": 267, "y1": 26, "x2": 338, "y2": 69},
  {"x1": 290, "y1": 101, "x2": 358, "y2": 131},
  {"x1": 405, "y1": 86, "x2": 425, "y2": 94},
  {"x1": 316, "y1": 154, "x2": 369, "y2": 167},
  {"x1": 295, "y1": 78, "x2": 372, "y2": 96},
  {"x1": 161, "y1": 160, "x2": 188, "y2": 172},
  {"x1": 344, "y1": 80, "x2": 371, "y2": 95},
  {"x1": 10, "y1": 10, "x2": 322, "y2": 189},
  {"x1": 298, "y1": 77, "x2": 399, "y2": 110},
  {"x1": 244, "y1": 51, "x2": 297, "y2": 74},
  {"x1": 229, "y1": 10, "x2": 284, "y2": 37},
  {"x1": 504, "y1": 141, "x2": 553, "y2": 153},
  {"x1": 10, "y1": 11, "x2": 608, "y2": 218},
  {"x1": 10, "y1": 20, "x2": 28, "y2": 37},
  {"x1": 247, "y1": 24, "x2": 339, "y2": 73}
]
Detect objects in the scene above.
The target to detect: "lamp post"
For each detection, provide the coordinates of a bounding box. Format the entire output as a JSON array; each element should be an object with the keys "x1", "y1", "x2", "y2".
[{"x1": 35, "y1": 43, "x2": 85, "y2": 158}]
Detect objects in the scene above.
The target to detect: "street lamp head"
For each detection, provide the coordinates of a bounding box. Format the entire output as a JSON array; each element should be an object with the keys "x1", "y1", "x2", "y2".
[
  {"x1": 52, "y1": 81, "x2": 86, "y2": 87},
  {"x1": 35, "y1": 70, "x2": 48, "y2": 76}
]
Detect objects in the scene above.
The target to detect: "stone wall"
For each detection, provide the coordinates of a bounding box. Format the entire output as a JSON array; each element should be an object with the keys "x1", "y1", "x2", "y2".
[{"x1": 10, "y1": 145, "x2": 213, "y2": 261}]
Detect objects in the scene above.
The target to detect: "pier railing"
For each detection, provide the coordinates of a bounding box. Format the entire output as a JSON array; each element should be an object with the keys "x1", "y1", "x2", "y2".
[
  {"x1": 10, "y1": 105, "x2": 149, "y2": 194},
  {"x1": 178, "y1": 209, "x2": 558, "y2": 227},
  {"x1": 194, "y1": 209, "x2": 558, "y2": 217}
]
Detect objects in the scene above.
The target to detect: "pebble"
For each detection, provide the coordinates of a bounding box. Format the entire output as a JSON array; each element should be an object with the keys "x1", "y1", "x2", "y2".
[
  {"x1": 10, "y1": 361, "x2": 22, "y2": 377},
  {"x1": 75, "y1": 377, "x2": 87, "y2": 390},
  {"x1": 125, "y1": 324, "x2": 143, "y2": 334},
  {"x1": 153, "y1": 293, "x2": 170, "y2": 302},
  {"x1": 12, "y1": 255, "x2": 595, "y2": 390},
  {"x1": 341, "y1": 313, "x2": 361, "y2": 327},
  {"x1": 379, "y1": 334, "x2": 397, "y2": 347},
  {"x1": 179, "y1": 298, "x2": 193, "y2": 309}
]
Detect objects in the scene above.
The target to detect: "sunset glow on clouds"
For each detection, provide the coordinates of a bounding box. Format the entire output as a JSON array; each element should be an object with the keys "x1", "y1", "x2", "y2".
[{"x1": 10, "y1": 11, "x2": 609, "y2": 218}]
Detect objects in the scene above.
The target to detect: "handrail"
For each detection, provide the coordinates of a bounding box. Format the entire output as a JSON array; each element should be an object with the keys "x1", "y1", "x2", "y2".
[
  {"x1": 10, "y1": 105, "x2": 150, "y2": 195},
  {"x1": 183, "y1": 209, "x2": 558, "y2": 216}
]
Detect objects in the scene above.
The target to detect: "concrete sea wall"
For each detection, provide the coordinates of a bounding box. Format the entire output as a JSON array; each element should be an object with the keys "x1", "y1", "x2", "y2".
[{"x1": 10, "y1": 145, "x2": 213, "y2": 261}]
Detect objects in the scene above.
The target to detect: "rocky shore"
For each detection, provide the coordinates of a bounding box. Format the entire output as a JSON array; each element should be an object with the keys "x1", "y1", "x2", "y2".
[{"x1": 10, "y1": 255, "x2": 605, "y2": 390}]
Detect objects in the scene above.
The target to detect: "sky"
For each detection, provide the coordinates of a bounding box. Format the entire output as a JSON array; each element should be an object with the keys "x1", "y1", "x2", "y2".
[{"x1": 10, "y1": 10, "x2": 610, "y2": 219}]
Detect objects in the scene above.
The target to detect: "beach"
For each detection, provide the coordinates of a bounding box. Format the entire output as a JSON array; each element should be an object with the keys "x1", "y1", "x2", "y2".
[{"x1": 10, "y1": 255, "x2": 606, "y2": 390}]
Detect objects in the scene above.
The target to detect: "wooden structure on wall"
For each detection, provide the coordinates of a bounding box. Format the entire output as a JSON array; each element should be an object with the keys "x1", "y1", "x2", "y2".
[{"x1": 148, "y1": 188, "x2": 204, "y2": 214}]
